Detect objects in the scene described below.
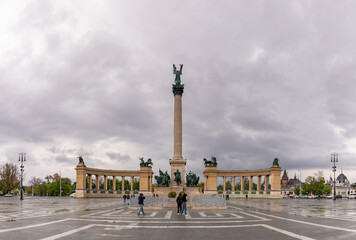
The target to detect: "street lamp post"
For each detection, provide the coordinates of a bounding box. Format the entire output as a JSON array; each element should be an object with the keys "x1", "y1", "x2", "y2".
[
  {"x1": 331, "y1": 153, "x2": 338, "y2": 201},
  {"x1": 298, "y1": 170, "x2": 302, "y2": 198},
  {"x1": 59, "y1": 171, "x2": 62, "y2": 197},
  {"x1": 18, "y1": 153, "x2": 26, "y2": 200}
]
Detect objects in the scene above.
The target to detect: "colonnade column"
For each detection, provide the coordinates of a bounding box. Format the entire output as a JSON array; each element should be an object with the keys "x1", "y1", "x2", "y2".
[
  {"x1": 249, "y1": 176, "x2": 253, "y2": 191},
  {"x1": 150, "y1": 175, "x2": 153, "y2": 191},
  {"x1": 104, "y1": 175, "x2": 108, "y2": 191},
  {"x1": 240, "y1": 176, "x2": 244, "y2": 191},
  {"x1": 131, "y1": 176, "x2": 134, "y2": 191},
  {"x1": 223, "y1": 176, "x2": 226, "y2": 191},
  {"x1": 88, "y1": 174, "x2": 92, "y2": 190},
  {"x1": 113, "y1": 176, "x2": 116, "y2": 191},
  {"x1": 95, "y1": 175, "x2": 99, "y2": 190},
  {"x1": 257, "y1": 175, "x2": 261, "y2": 191},
  {"x1": 232, "y1": 176, "x2": 235, "y2": 192},
  {"x1": 265, "y1": 175, "x2": 269, "y2": 191},
  {"x1": 122, "y1": 176, "x2": 125, "y2": 191}
]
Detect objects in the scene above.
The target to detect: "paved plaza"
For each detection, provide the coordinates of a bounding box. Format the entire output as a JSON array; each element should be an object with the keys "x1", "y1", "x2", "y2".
[{"x1": 0, "y1": 197, "x2": 356, "y2": 239}]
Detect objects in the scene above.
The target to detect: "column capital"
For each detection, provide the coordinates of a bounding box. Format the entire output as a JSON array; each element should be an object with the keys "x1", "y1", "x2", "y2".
[{"x1": 172, "y1": 83, "x2": 184, "y2": 95}]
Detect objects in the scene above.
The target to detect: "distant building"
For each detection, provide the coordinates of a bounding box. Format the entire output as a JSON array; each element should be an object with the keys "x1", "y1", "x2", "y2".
[
  {"x1": 281, "y1": 170, "x2": 303, "y2": 196},
  {"x1": 281, "y1": 170, "x2": 302, "y2": 188},
  {"x1": 327, "y1": 172, "x2": 355, "y2": 197}
]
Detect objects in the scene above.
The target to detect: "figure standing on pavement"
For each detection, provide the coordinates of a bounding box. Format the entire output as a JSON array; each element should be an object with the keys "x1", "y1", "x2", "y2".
[
  {"x1": 123, "y1": 194, "x2": 126, "y2": 204},
  {"x1": 127, "y1": 194, "x2": 130, "y2": 205},
  {"x1": 137, "y1": 193, "x2": 145, "y2": 215},
  {"x1": 180, "y1": 193, "x2": 188, "y2": 215},
  {"x1": 176, "y1": 193, "x2": 183, "y2": 215}
]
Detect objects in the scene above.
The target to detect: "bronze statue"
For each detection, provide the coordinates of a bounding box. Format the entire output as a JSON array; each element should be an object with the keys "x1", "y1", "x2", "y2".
[
  {"x1": 173, "y1": 64, "x2": 183, "y2": 84},
  {"x1": 186, "y1": 171, "x2": 200, "y2": 187},
  {"x1": 155, "y1": 169, "x2": 170, "y2": 187},
  {"x1": 203, "y1": 156, "x2": 217, "y2": 167},
  {"x1": 78, "y1": 156, "x2": 84, "y2": 164},
  {"x1": 174, "y1": 169, "x2": 181, "y2": 185},
  {"x1": 139, "y1": 157, "x2": 153, "y2": 167},
  {"x1": 273, "y1": 158, "x2": 279, "y2": 166}
]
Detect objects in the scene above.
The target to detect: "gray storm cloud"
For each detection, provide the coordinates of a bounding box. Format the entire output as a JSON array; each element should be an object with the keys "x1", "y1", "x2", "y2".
[{"x1": 0, "y1": 1, "x2": 356, "y2": 183}]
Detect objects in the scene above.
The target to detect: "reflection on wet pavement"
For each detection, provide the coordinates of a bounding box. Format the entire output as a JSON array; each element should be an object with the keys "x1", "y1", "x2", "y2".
[
  {"x1": 230, "y1": 198, "x2": 356, "y2": 218},
  {"x1": 0, "y1": 197, "x2": 119, "y2": 220}
]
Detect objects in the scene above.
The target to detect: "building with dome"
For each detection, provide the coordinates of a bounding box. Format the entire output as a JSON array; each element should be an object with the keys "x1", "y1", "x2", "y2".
[{"x1": 326, "y1": 172, "x2": 355, "y2": 197}]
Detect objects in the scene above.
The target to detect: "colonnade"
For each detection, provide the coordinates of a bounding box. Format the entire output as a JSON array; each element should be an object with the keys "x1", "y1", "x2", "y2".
[
  {"x1": 203, "y1": 165, "x2": 281, "y2": 197},
  {"x1": 75, "y1": 163, "x2": 153, "y2": 198},
  {"x1": 86, "y1": 174, "x2": 153, "y2": 191},
  {"x1": 210, "y1": 175, "x2": 270, "y2": 192}
]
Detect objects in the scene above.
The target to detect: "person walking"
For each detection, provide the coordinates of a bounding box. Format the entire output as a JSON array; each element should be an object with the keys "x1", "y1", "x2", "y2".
[
  {"x1": 127, "y1": 194, "x2": 130, "y2": 205},
  {"x1": 176, "y1": 193, "x2": 183, "y2": 215},
  {"x1": 137, "y1": 193, "x2": 145, "y2": 215},
  {"x1": 123, "y1": 194, "x2": 126, "y2": 204},
  {"x1": 180, "y1": 193, "x2": 188, "y2": 215}
]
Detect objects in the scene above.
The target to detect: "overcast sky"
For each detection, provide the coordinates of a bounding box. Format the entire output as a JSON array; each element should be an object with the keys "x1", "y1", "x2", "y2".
[{"x1": 1, "y1": 1, "x2": 356, "y2": 185}]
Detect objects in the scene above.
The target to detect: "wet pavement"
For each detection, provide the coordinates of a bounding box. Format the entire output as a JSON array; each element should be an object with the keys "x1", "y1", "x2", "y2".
[{"x1": 0, "y1": 196, "x2": 355, "y2": 239}]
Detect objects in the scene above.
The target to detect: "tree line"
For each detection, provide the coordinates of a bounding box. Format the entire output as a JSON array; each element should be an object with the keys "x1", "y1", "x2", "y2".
[{"x1": 0, "y1": 163, "x2": 75, "y2": 196}]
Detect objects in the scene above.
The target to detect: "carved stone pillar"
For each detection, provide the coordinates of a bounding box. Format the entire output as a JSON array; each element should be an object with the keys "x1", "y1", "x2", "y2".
[
  {"x1": 257, "y1": 175, "x2": 261, "y2": 191},
  {"x1": 131, "y1": 176, "x2": 134, "y2": 191},
  {"x1": 104, "y1": 175, "x2": 108, "y2": 191},
  {"x1": 95, "y1": 175, "x2": 99, "y2": 190},
  {"x1": 240, "y1": 176, "x2": 244, "y2": 191},
  {"x1": 223, "y1": 176, "x2": 226, "y2": 191},
  {"x1": 113, "y1": 176, "x2": 116, "y2": 191},
  {"x1": 232, "y1": 176, "x2": 235, "y2": 191},
  {"x1": 122, "y1": 176, "x2": 125, "y2": 191},
  {"x1": 249, "y1": 176, "x2": 253, "y2": 191},
  {"x1": 88, "y1": 174, "x2": 92, "y2": 190},
  {"x1": 265, "y1": 175, "x2": 269, "y2": 191}
]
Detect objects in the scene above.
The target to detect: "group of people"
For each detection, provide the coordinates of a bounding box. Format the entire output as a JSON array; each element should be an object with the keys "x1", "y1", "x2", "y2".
[
  {"x1": 125, "y1": 192, "x2": 189, "y2": 216},
  {"x1": 176, "y1": 193, "x2": 188, "y2": 215}
]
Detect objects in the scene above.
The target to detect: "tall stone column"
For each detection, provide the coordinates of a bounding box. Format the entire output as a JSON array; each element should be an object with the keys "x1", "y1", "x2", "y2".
[
  {"x1": 122, "y1": 176, "x2": 125, "y2": 191},
  {"x1": 113, "y1": 176, "x2": 116, "y2": 191},
  {"x1": 169, "y1": 64, "x2": 187, "y2": 186},
  {"x1": 265, "y1": 175, "x2": 270, "y2": 191},
  {"x1": 249, "y1": 176, "x2": 253, "y2": 191},
  {"x1": 104, "y1": 175, "x2": 108, "y2": 191},
  {"x1": 257, "y1": 175, "x2": 261, "y2": 191},
  {"x1": 75, "y1": 162, "x2": 87, "y2": 198},
  {"x1": 131, "y1": 176, "x2": 134, "y2": 191},
  {"x1": 240, "y1": 176, "x2": 244, "y2": 191},
  {"x1": 95, "y1": 175, "x2": 99, "y2": 190},
  {"x1": 88, "y1": 174, "x2": 92, "y2": 190},
  {"x1": 223, "y1": 176, "x2": 226, "y2": 191},
  {"x1": 232, "y1": 176, "x2": 235, "y2": 192}
]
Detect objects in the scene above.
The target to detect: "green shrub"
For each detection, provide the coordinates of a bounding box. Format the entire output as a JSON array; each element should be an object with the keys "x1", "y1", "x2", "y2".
[{"x1": 168, "y1": 192, "x2": 177, "y2": 198}]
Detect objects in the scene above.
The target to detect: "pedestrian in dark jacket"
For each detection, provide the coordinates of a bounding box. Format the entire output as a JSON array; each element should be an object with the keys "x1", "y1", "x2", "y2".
[
  {"x1": 127, "y1": 195, "x2": 130, "y2": 205},
  {"x1": 176, "y1": 193, "x2": 183, "y2": 215},
  {"x1": 180, "y1": 193, "x2": 188, "y2": 215},
  {"x1": 137, "y1": 193, "x2": 145, "y2": 215}
]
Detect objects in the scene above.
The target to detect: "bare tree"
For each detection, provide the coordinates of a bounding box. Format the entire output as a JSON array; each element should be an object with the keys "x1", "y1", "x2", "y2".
[
  {"x1": 29, "y1": 176, "x2": 43, "y2": 187},
  {"x1": 0, "y1": 163, "x2": 20, "y2": 194}
]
